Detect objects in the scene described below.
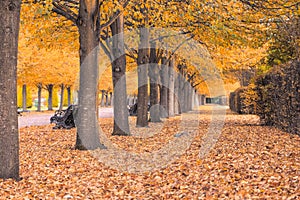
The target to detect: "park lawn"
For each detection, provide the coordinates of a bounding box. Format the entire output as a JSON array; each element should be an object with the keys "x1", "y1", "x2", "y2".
[{"x1": 1, "y1": 111, "x2": 299, "y2": 199}]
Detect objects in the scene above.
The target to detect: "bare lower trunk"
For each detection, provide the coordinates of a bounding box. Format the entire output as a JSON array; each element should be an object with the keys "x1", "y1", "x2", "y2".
[
  {"x1": 59, "y1": 84, "x2": 64, "y2": 111},
  {"x1": 75, "y1": 0, "x2": 105, "y2": 150},
  {"x1": 174, "y1": 72, "x2": 179, "y2": 115},
  {"x1": 168, "y1": 58, "x2": 175, "y2": 117},
  {"x1": 149, "y1": 41, "x2": 161, "y2": 122},
  {"x1": 177, "y1": 69, "x2": 184, "y2": 114},
  {"x1": 100, "y1": 90, "x2": 105, "y2": 107},
  {"x1": 37, "y1": 83, "x2": 42, "y2": 112},
  {"x1": 136, "y1": 28, "x2": 150, "y2": 127},
  {"x1": 47, "y1": 84, "x2": 53, "y2": 111},
  {"x1": 67, "y1": 86, "x2": 71, "y2": 106},
  {"x1": 110, "y1": 14, "x2": 130, "y2": 135},
  {"x1": 0, "y1": 0, "x2": 21, "y2": 180},
  {"x1": 22, "y1": 84, "x2": 27, "y2": 111},
  {"x1": 160, "y1": 56, "x2": 169, "y2": 118},
  {"x1": 183, "y1": 82, "x2": 189, "y2": 113}
]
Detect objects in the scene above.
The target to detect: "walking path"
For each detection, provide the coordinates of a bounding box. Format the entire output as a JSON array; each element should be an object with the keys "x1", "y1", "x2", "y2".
[{"x1": 18, "y1": 107, "x2": 114, "y2": 128}]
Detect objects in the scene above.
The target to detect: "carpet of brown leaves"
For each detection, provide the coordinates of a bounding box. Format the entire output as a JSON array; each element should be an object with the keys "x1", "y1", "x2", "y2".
[{"x1": 1, "y1": 107, "x2": 299, "y2": 199}]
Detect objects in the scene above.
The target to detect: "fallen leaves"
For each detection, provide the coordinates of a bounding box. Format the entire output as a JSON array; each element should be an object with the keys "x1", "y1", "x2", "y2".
[{"x1": 0, "y1": 108, "x2": 299, "y2": 199}]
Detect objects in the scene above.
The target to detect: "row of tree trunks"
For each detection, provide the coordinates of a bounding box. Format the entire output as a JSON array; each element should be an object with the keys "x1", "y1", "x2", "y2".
[
  {"x1": 100, "y1": 90, "x2": 113, "y2": 107},
  {"x1": 20, "y1": 83, "x2": 72, "y2": 111}
]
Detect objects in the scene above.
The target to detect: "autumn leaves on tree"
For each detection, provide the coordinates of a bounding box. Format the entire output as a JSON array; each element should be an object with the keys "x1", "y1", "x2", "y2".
[{"x1": 17, "y1": 1, "x2": 300, "y2": 147}]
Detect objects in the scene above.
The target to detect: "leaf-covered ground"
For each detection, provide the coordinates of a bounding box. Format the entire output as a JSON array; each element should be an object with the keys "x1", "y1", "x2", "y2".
[{"x1": 1, "y1": 106, "x2": 299, "y2": 199}]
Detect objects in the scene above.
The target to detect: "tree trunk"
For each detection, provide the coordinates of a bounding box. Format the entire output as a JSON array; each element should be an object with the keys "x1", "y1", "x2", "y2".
[
  {"x1": 168, "y1": 58, "x2": 175, "y2": 117},
  {"x1": 188, "y1": 85, "x2": 193, "y2": 111},
  {"x1": 149, "y1": 41, "x2": 161, "y2": 122},
  {"x1": 75, "y1": 0, "x2": 106, "y2": 150},
  {"x1": 174, "y1": 70, "x2": 179, "y2": 115},
  {"x1": 0, "y1": 0, "x2": 21, "y2": 180},
  {"x1": 37, "y1": 83, "x2": 42, "y2": 112},
  {"x1": 47, "y1": 84, "x2": 53, "y2": 111},
  {"x1": 109, "y1": 92, "x2": 113, "y2": 106},
  {"x1": 22, "y1": 84, "x2": 27, "y2": 111},
  {"x1": 100, "y1": 90, "x2": 105, "y2": 107},
  {"x1": 177, "y1": 68, "x2": 184, "y2": 114},
  {"x1": 110, "y1": 14, "x2": 130, "y2": 135},
  {"x1": 183, "y1": 82, "x2": 189, "y2": 113},
  {"x1": 136, "y1": 28, "x2": 150, "y2": 127},
  {"x1": 160, "y1": 56, "x2": 169, "y2": 118},
  {"x1": 67, "y1": 86, "x2": 71, "y2": 106},
  {"x1": 59, "y1": 84, "x2": 64, "y2": 111},
  {"x1": 105, "y1": 92, "x2": 109, "y2": 107}
]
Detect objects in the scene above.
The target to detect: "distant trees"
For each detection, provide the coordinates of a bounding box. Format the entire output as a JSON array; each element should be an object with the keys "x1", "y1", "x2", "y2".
[
  {"x1": 0, "y1": 0, "x2": 21, "y2": 180},
  {"x1": 17, "y1": 2, "x2": 79, "y2": 111}
]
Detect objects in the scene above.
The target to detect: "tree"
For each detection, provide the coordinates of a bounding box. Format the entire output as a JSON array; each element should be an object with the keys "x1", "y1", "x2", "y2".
[
  {"x1": 167, "y1": 57, "x2": 175, "y2": 117},
  {"x1": 46, "y1": 84, "x2": 54, "y2": 110},
  {"x1": 36, "y1": 83, "x2": 43, "y2": 111},
  {"x1": 0, "y1": 0, "x2": 21, "y2": 180},
  {"x1": 110, "y1": 14, "x2": 130, "y2": 135},
  {"x1": 73, "y1": 0, "x2": 106, "y2": 150},
  {"x1": 148, "y1": 41, "x2": 161, "y2": 122},
  {"x1": 52, "y1": 0, "x2": 130, "y2": 147},
  {"x1": 159, "y1": 54, "x2": 169, "y2": 117}
]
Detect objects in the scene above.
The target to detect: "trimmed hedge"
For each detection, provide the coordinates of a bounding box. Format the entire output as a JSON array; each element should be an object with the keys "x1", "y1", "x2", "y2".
[
  {"x1": 229, "y1": 87, "x2": 246, "y2": 114},
  {"x1": 230, "y1": 60, "x2": 299, "y2": 135},
  {"x1": 254, "y1": 60, "x2": 299, "y2": 134}
]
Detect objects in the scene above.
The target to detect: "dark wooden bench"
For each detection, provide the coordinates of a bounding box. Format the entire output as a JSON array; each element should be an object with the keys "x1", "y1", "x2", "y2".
[
  {"x1": 50, "y1": 105, "x2": 77, "y2": 129},
  {"x1": 128, "y1": 103, "x2": 150, "y2": 116}
]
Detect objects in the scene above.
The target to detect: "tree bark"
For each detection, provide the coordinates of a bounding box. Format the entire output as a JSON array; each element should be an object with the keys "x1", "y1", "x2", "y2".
[
  {"x1": 105, "y1": 92, "x2": 109, "y2": 107},
  {"x1": 47, "y1": 84, "x2": 53, "y2": 111},
  {"x1": 22, "y1": 84, "x2": 27, "y2": 111},
  {"x1": 110, "y1": 14, "x2": 130, "y2": 135},
  {"x1": 136, "y1": 28, "x2": 150, "y2": 127},
  {"x1": 149, "y1": 41, "x2": 161, "y2": 122},
  {"x1": 174, "y1": 70, "x2": 179, "y2": 115},
  {"x1": 37, "y1": 83, "x2": 42, "y2": 112},
  {"x1": 75, "y1": 0, "x2": 106, "y2": 150},
  {"x1": 183, "y1": 82, "x2": 189, "y2": 113},
  {"x1": 160, "y1": 56, "x2": 169, "y2": 118},
  {"x1": 109, "y1": 92, "x2": 113, "y2": 106},
  {"x1": 100, "y1": 90, "x2": 105, "y2": 107},
  {"x1": 0, "y1": 0, "x2": 21, "y2": 180},
  {"x1": 177, "y1": 67, "x2": 184, "y2": 114},
  {"x1": 168, "y1": 58, "x2": 175, "y2": 117},
  {"x1": 59, "y1": 84, "x2": 64, "y2": 111},
  {"x1": 67, "y1": 86, "x2": 71, "y2": 106}
]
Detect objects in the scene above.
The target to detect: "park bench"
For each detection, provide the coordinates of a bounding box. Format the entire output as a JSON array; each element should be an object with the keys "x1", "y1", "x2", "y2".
[
  {"x1": 128, "y1": 103, "x2": 150, "y2": 116},
  {"x1": 50, "y1": 104, "x2": 77, "y2": 129}
]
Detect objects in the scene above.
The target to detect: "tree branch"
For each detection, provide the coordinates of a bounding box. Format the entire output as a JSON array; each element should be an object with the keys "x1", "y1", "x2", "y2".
[
  {"x1": 166, "y1": 35, "x2": 195, "y2": 63},
  {"x1": 52, "y1": 1, "x2": 77, "y2": 25},
  {"x1": 100, "y1": 0, "x2": 130, "y2": 32}
]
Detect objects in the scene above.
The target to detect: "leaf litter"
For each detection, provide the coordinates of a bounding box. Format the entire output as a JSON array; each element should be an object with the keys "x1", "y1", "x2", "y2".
[{"x1": 0, "y1": 107, "x2": 299, "y2": 199}]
